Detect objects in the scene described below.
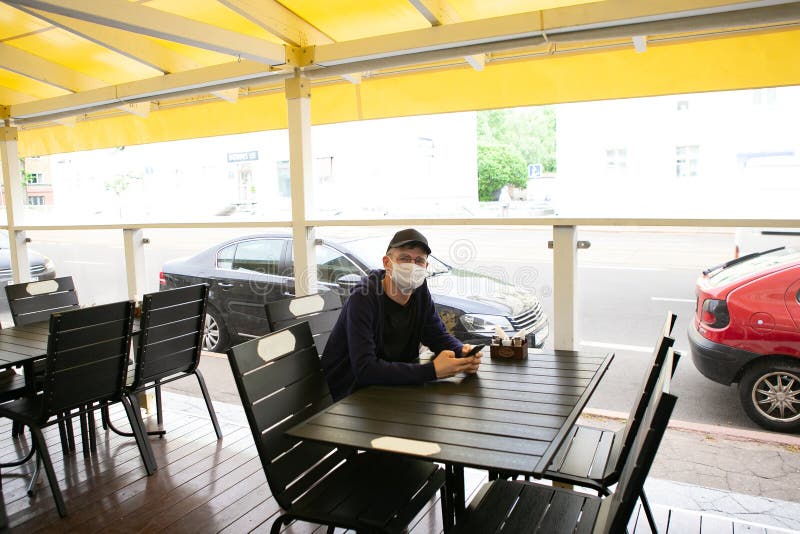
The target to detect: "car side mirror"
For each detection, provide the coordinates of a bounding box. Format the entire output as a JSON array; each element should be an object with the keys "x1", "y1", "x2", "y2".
[{"x1": 336, "y1": 274, "x2": 361, "y2": 286}]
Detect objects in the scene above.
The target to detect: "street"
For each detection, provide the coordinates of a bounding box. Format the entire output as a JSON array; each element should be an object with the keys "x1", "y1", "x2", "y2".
[{"x1": 9, "y1": 225, "x2": 759, "y2": 431}]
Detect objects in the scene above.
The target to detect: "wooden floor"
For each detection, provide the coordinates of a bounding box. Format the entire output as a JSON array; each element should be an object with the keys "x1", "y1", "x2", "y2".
[{"x1": 0, "y1": 392, "x2": 788, "y2": 534}]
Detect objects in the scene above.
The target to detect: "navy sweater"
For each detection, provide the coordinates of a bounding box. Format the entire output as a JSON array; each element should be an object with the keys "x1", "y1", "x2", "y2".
[{"x1": 321, "y1": 269, "x2": 463, "y2": 400}]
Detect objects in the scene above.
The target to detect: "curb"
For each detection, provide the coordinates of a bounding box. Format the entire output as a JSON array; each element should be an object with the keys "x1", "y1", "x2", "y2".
[{"x1": 585, "y1": 407, "x2": 800, "y2": 447}]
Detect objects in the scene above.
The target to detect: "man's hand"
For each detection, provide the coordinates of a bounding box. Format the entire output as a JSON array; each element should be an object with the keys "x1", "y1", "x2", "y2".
[{"x1": 433, "y1": 349, "x2": 482, "y2": 378}]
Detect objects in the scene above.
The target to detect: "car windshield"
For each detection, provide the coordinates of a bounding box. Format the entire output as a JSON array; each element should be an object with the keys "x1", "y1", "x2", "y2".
[
  {"x1": 0, "y1": 231, "x2": 8, "y2": 249},
  {"x1": 708, "y1": 246, "x2": 800, "y2": 286},
  {"x1": 336, "y1": 236, "x2": 451, "y2": 275}
]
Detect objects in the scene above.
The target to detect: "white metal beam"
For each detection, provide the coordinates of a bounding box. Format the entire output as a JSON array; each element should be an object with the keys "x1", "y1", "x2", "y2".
[
  {"x1": 0, "y1": 42, "x2": 106, "y2": 92},
  {"x1": 3, "y1": 0, "x2": 286, "y2": 65},
  {"x1": 219, "y1": 0, "x2": 334, "y2": 47},
  {"x1": 20, "y1": 6, "x2": 202, "y2": 73},
  {"x1": 286, "y1": 74, "x2": 317, "y2": 297},
  {"x1": 0, "y1": 127, "x2": 30, "y2": 282},
  {"x1": 10, "y1": 61, "x2": 289, "y2": 122},
  {"x1": 408, "y1": 0, "x2": 488, "y2": 70},
  {"x1": 123, "y1": 228, "x2": 147, "y2": 302}
]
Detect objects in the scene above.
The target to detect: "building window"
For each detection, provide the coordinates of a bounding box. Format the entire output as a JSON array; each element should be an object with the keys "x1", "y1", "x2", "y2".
[
  {"x1": 316, "y1": 156, "x2": 334, "y2": 184},
  {"x1": 605, "y1": 148, "x2": 627, "y2": 173},
  {"x1": 276, "y1": 160, "x2": 290, "y2": 198},
  {"x1": 26, "y1": 172, "x2": 44, "y2": 184},
  {"x1": 27, "y1": 195, "x2": 45, "y2": 205},
  {"x1": 676, "y1": 145, "x2": 700, "y2": 177}
]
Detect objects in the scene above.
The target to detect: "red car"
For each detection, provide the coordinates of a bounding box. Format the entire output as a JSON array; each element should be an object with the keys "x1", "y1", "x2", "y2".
[{"x1": 689, "y1": 246, "x2": 800, "y2": 432}]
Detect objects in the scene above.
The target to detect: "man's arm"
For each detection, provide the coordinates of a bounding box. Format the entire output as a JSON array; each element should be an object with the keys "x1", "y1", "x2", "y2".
[{"x1": 418, "y1": 284, "x2": 464, "y2": 356}]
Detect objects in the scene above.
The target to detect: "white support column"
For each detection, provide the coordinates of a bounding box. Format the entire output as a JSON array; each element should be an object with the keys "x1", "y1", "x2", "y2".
[
  {"x1": 552, "y1": 225, "x2": 577, "y2": 351},
  {"x1": 286, "y1": 73, "x2": 317, "y2": 297},
  {"x1": 0, "y1": 125, "x2": 30, "y2": 283},
  {"x1": 123, "y1": 228, "x2": 147, "y2": 302}
]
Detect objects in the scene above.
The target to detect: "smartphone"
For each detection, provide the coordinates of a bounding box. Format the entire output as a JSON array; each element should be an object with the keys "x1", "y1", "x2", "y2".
[{"x1": 465, "y1": 344, "x2": 485, "y2": 357}]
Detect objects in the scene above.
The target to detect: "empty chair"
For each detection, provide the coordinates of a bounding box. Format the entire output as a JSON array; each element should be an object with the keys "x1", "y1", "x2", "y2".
[
  {"x1": 227, "y1": 321, "x2": 446, "y2": 533},
  {"x1": 540, "y1": 312, "x2": 679, "y2": 531},
  {"x1": 453, "y1": 347, "x2": 679, "y2": 534},
  {"x1": 265, "y1": 291, "x2": 342, "y2": 355},
  {"x1": 122, "y1": 284, "x2": 221, "y2": 440},
  {"x1": 0, "y1": 301, "x2": 156, "y2": 517},
  {"x1": 5, "y1": 276, "x2": 80, "y2": 326}
]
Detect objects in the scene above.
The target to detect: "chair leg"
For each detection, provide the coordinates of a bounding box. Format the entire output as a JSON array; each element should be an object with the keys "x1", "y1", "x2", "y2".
[
  {"x1": 640, "y1": 490, "x2": 658, "y2": 534},
  {"x1": 26, "y1": 452, "x2": 41, "y2": 497},
  {"x1": 270, "y1": 514, "x2": 289, "y2": 534},
  {"x1": 122, "y1": 395, "x2": 157, "y2": 475},
  {"x1": 440, "y1": 486, "x2": 452, "y2": 534},
  {"x1": 155, "y1": 380, "x2": 163, "y2": 426},
  {"x1": 64, "y1": 411, "x2": 76, "y2": 453},
  {"x1": 57, "y1": 419, "x2": 69, "y2": 456},
  {"x1": 79, "y1": 410, "x2": 90, "y2": 458},
  {"x1": 87, "y1": 405, "x2": 97, "y2": 452},
  {"x1": 28, "y1": 425, "x2": 67, "y2": 517},
  {"x1": 101, "y1": 403, "x2": 110, "y2": 430},
  {"x1": 195, "y1": 369, "x2": 222, "y2": 439}
]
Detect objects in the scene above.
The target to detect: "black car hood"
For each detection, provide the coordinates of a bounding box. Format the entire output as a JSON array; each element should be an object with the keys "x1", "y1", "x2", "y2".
[{"x1": 426, "y1": 270, "x2": 540, "y2": 316}]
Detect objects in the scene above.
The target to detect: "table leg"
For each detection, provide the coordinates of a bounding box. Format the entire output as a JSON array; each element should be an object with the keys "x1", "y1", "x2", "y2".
[{"x1": 443, "y1": 463, "x2": 466, "y2": 528}]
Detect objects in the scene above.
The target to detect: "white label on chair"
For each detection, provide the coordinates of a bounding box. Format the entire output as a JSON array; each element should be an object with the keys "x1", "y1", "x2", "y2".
[
  {"x1": 371, "y1": 436, "x2": 441, "y2": 456},
  {"x1": 257, "y1": 330, "x2": 297, "y2": 362},
  {"x1": 289, "y1": 294, "x2": 325, "y2": 316},
  {"x1": 26, "y1": 279, "x2": 59, "y2": 295}
]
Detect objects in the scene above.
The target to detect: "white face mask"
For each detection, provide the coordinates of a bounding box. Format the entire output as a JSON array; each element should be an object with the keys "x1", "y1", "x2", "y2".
[{"x1": 389, "y1": 261, "x2": 428, "y2": 294}]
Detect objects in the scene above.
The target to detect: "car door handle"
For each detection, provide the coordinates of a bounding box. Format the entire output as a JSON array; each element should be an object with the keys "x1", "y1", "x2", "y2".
[
  {"x1": 283, "y1": 292, "x2": 295, "y2": 297},
  {"x1": 217, "y1": 282, "x2": 234, "y2": 288}
]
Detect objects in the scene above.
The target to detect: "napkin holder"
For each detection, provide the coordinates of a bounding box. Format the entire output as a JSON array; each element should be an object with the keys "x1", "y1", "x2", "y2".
[{"x1": 490, "y1": 338, "x2": 527, "y2": 359}]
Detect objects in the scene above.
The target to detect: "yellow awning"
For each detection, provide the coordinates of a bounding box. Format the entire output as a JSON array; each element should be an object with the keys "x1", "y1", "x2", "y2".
[{"x1": 1, "y1": 0, "x2": 799, "y2": 156}]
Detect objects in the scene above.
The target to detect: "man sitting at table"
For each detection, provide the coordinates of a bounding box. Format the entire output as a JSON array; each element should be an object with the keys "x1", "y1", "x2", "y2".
[{"x1": 322, "y1": 228, "x2": 482, "y2": 400}]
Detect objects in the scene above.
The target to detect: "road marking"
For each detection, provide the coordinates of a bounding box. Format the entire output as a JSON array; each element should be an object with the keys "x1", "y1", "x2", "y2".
[
  {"x1": 580, "y1": 340, "x2": 653, "y2": 353},
  {"x1": 652, "y1": 297, "x2": 695, "y2": 303},
  {"x1": 581, "y1": 265, "x2": 666, "y2": 271},
  {"x1": 63, "y1": 260, "x2": 112, "y2": 266}
]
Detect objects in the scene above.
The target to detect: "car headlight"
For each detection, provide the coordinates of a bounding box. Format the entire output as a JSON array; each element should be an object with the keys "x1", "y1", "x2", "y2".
[{"x1": 460, "y1": 314, "x2": 513, "y2": 333}]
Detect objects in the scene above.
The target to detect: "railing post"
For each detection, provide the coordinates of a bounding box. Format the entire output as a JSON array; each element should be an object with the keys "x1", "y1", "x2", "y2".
[
  {"x1": 0, "y1": 125, "x2": 30, "y2": 283},
  {"x1": 552, "y1": 225, "x2": 577, "y2": 351},
  {"x1": 123, "y1": 228, "x2": 147, "y2": 302}
]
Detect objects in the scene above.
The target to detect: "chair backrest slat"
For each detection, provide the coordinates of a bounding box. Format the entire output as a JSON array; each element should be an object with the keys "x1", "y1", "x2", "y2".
[
  {"x1": 595, "y1": 347, "x2": 678, "y2": 534},
  {"x1": 228, "y1": 321, "x2": 341, "y2": 510},
  {"x1": 43, "y1": 300, "x2": 134, "y2": 417},
  {"x1": 132, "y1": 284, "x2": 208, "y2": 389},
  {"x1": 265, "y1": 292, "x2": 343, "y2": 355},
  {"x1": 5, "y1": 276, "x2": 80, "y2": 326},
  {"x1": 614, "y1": 311, "x2": 677, "y2": 471}
]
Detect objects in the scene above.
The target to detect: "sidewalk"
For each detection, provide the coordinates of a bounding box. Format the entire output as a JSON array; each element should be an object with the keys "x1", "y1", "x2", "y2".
[{"x1": 168, "y1": 353, "x2": 800, "y2": 532}]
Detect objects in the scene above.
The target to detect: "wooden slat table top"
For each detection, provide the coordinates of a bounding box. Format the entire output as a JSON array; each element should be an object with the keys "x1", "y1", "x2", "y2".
[
  {"x1": 0, "y1": 321, "x2": 49, "y2": 368},
  {"x1": 288, "y1": 349, "x2": 613, "y2": 476}
]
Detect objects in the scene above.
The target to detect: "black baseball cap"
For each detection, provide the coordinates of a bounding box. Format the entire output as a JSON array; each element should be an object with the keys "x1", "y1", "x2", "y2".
[{"x1": 386, "y1": 228, "x2": 431, "y2": 255}]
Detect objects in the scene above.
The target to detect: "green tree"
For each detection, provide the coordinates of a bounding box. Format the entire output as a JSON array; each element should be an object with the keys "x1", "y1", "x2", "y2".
[
  {"x1": 477, "y1": 145, "x2": 527, "y2": 201},
  {"x1": 477, "y1": 107, "x2": 556, "y2": 173}
]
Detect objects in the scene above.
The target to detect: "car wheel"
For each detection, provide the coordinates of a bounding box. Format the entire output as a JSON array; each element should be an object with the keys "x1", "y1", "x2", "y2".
[
  {"x1": 739, "y1": 359, "x2": 800, "y2": 432},
  {"x1": 203, "y1": 306, "x2": 229, "y2": 353}
]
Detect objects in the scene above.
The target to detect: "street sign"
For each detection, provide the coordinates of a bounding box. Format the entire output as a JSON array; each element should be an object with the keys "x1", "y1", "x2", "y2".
[
  {"x1": 227, "y1": 150, "x2": 258, "y2": 163},
  {"x1": 528, "y1": 163, "x2": 543, "y2": 178}
]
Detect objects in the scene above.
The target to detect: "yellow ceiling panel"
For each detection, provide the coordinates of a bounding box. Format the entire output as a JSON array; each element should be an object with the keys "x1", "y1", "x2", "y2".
[
  {"x1": 145, "y1": 36, "x2": 238, "y2": 69},
  {"x1": 10, "y1": 30, "x2": 162, "y2": 85},
  {"x1": 282, "y1": 0, "x2": 430, "y2": 41},
  {"x1": 0, "y1": 3, "x2": 50, "y2": 40},
  {"x1": 449, "y1": 0, "x2": 602, "y2": 21},
  {"x1": 144, "y1": 0, "x2": 284, "y2": 44},
  {"x1": 0, "y1": 69, "x2": 69, "y2": 100}
]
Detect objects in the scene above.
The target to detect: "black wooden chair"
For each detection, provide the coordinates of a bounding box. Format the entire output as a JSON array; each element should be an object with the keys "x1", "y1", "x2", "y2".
[
  {"x1": 227, "y1": 321, "x2": 447, "y2": 534},
  {"x1": 265, "y1": 291, "x2": 342, "y2": 356},
  {"x1": 107, "y1": 284, "x2": 221, "y2": 444},
  {"x1": 4, "y1": 276, "x2": 81, "y2": 451},
  {"x1": 453, "y1": 347, "x2": 679, "y2": 534},
  {"x1": 539, "y1": 312, "x2": 679, "y2": 531},
  {"x1": 5, "y1": 276, "x2": 80, "y2": 326},
  {"x1": 0, "y1": 301, "x2": 156, "y2": 517}
]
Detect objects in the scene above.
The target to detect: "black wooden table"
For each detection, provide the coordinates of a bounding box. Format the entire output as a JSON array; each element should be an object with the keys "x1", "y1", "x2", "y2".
[
  {"x1": 288, "y1": 349, "x2": 613, "y2": 529},
  {"x1": 0, "y1": 321, "x2": 49, "y2": 389}
]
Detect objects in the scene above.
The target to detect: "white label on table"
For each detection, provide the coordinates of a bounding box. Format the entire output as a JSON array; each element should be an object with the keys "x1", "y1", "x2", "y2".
[{"x1": 371, "y1": 436, "x2": 441, "y2": 456}]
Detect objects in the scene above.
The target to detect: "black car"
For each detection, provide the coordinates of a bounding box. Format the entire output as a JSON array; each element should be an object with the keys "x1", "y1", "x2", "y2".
[
  {"x1": 0, "y1": 230, "x2": 56, "y2": 285},
  {"x1": 159, "y1": 234, "x2": 549, "y2": 353}
]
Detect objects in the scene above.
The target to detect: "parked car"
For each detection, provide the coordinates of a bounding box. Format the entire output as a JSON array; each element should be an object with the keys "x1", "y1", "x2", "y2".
[
  {"x1": 689, "y1": 246, "x2": 800, "y2": 432},
  {"x1": 0, "y1": 230, "x2": 56, "y2": 285},
  {"x1": 734, "y1": 227, "x2": 800, "y2": 258},
  {"x1": 160, "y1": 234, "x2": 549, "y2": 354}
]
